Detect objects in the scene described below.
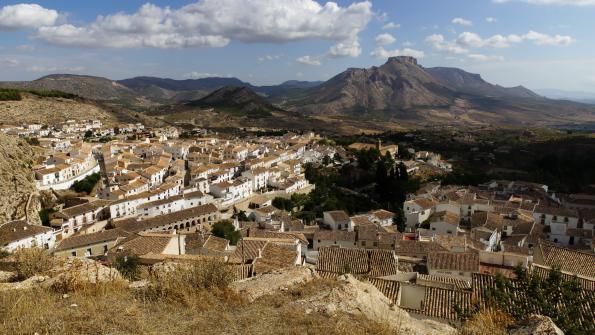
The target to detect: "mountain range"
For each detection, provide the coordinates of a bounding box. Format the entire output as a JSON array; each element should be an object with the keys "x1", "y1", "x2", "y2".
[{"x1": 2, "y1": 56, "x2": 595, "y2": 128}]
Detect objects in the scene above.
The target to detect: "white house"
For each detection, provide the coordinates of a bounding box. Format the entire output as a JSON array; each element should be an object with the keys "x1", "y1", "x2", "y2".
[
  {"x1": 404, "y1": 198, "x2": 434, "y2": 228},
  {"x1": 429, "y1": 211, "x2": 460, "y2": 237},
  {"x1": 0, "y1": 220, "x2": 55, "y2": 252},
  {"x1": 323, "y1": 211, "x2": 353, "y2": 231}
]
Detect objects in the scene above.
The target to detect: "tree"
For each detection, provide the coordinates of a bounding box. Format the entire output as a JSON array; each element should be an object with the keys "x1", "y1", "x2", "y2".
[
  {"x1": 84, "y1": 130, "x2": 93, "y2": 138},
  {"x1": 394, "y1": 209, "x2": 406, "y2": 233},
  {"x1": 211, "y1": 220, "x2": 241, "y2": 245},
  {"x1": 233, "y1": 210, "x2": 249, "y2": 221},
  {"x1": 272, "y1": 197, "x2": 293, "y2": 211}
]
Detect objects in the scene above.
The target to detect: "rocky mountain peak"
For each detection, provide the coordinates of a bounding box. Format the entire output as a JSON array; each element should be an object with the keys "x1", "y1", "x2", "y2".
[{"x1": 385, "y1": 56, "x2": 418, "y2": 66}]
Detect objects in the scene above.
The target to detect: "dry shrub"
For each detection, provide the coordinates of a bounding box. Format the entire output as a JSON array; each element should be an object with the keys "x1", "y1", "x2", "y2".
[
  {"x1": 460, "y1": 309, "x2": 515, "y2": 335},
  {"x1": 13, "y1": 248, "x2": 55, "y2": 280},
  {"x1": 142, "y1": 258, "x2": 235, "y2": 306}
]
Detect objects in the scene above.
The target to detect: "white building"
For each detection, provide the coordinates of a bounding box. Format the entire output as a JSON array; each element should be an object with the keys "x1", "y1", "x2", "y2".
[{"x1": 0, "y1": 221, "x2": 55, "y2": 252}]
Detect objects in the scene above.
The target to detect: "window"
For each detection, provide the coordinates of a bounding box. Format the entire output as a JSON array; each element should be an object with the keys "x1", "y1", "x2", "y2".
[
  {"x1": 86, "y1": 248, "x2": 92, "y2": 256},
  {"x1": 71, "y1": 251, "x2": 77, "y2": 257},
  {"x1": 361, "y1": 241, "x2": 366, "y2": 247},
  {"x1": 103, "y1": 245, "x2": 108, "y2": 253},
  {"x1": 447, "y1": 230, "x2": 453, "y2": 234}
]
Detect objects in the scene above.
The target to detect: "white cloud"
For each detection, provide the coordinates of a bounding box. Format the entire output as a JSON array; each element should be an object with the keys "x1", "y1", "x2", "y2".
[
  {"x1": 257, "y1": 54, "x2": 282, "y2": 62},
  {"x1": 0, "y1": 4, "x2": 59, "y2": 30},
  {"x1": 27, "y1": 65, "x2": 86, "y2": 73},
  {"x1": 452, "y1": 17, "x2": 473, "y2": 26},
  {"x1": 486, "y1": 17, "x2": 498, "y2": 23},
  {"x1": 467, "y1": 53, "x2": 505, "y2": 62},
  {"x1": 382, "y1": 22, "x2": 400, "y2": 29},
  {"x1": 2, "y1": 59, "x2": 20, "y2": 67},
  {"x1": 493, "y1": 0, "x2": 595, "y2": 5},
  {"x1": 35, "y1": 0, "x2": 373, "y2": 55},
  {"x1": 183, "y1": 71, "x2": 228, "y2": 79},
  {"x1": 429, "y1": 31, "x2": 574, "y2": 54},
  {"x1": 425, "y1": 34, "x2": 469, "y2": 54},
  {"x1": 375, "y1": 33, "x2": 396, "y2": 45},
  {"x1": 370, "y1": 47, "x2": 425, "y2": 59},
  {"x1": 402, "y1": 41, "x2": 414, "y2": 47},
  {"x1": 523, "y1": 30, "x2": 574, "y2": 45},
  {"x1": 296, "y1": 55, "x2": 322, "y2": 66},
  {"x1": 328, "y1": 38, "x2": 362, "y2": 57}
]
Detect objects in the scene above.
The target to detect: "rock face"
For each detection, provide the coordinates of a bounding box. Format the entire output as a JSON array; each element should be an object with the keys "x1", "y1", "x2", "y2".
[
  {"x1": 0, "y1": 133, "x2": 38, "y2": 225},
  {"x1": 232, "y1": 269, "x2": 456, "y2": 335},
  {"x1": 294, "y1": 274, "x2": 456, "y2": 335},
  {"x1": 0, "y1": 257, "x2": 122, "y2": 291},
  {"x1": 509, "y1": 315, "x2": 565, "y2": 335},
  {"x1": 299, "y1": 56, "x2": 455, "y2": 115},
  {"x1": 230, "y1": 266, "x2": 317, "y2": 302}
]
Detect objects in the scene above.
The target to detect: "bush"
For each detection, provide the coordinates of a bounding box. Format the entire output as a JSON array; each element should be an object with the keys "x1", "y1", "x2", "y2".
[
  {"x1": 0, "y1": 88, "x2": 22, "y2": 101},
  {"x1": 211, "y1": 220, "x2": 240, "y2": 245},
  {"x1": 71, "y1": 173, "x2": 101, "y2": 194},
  {"x1": 114, "y1": 253, "x2": 141, "y2": 281},
  {"x1": 272, "y1": 197, "x2": 293, "y2": 211},
  {"x1": 13, "y1": 248, "x2": 55, "y2": 280}
]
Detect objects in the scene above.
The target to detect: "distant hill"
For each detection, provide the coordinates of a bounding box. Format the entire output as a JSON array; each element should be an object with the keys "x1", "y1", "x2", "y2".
[
  {"x1": 425, "y1": 67, "x2": 540, "y2": 99},
  {"x1": 534, "y1": 89, "x2": 595, "y2": 104},
  {"x1": 185, "y1": 86, "x2": 282, "y2": 118},
  {"x1": 297, "y1": 56, "x2": 455, "y2": 115}
]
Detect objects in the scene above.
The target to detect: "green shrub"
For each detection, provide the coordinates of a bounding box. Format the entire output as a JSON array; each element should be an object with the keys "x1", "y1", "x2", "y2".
[
  {"x1": 114, "y1": 253, "x2": 141, "y2": 281},
  {"x1": 71, "y1": 173, "x2": 101, "y2": 194},
  {"x1": 211, "y1": 220, "x2": 240, "y2": 245}
]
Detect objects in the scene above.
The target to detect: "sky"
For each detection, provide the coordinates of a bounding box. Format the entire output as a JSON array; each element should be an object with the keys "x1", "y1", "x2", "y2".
[{"x1": 1, "y1": 0, "x2": 595, "y2": 92}]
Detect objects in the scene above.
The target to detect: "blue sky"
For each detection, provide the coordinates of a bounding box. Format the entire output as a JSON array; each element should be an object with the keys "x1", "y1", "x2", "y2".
[{"x1": 1, "y1": 0, "x2": 595, "y2": 92}]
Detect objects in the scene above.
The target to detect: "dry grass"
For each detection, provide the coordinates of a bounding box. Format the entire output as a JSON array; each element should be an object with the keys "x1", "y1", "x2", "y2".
[
  {"x1": 12, "y1": 248, "x2": 55, "y2": 280},
  {"x1": 0, "y1": 263, "x2": 393, "y2": 335},
  {"x1": 460, "y1": 309, "x2": 515, "y2": 335}
]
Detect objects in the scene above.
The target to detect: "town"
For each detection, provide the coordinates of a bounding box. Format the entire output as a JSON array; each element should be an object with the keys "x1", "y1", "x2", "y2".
[{"x1": 1, "y1": 117, "x2": 593, "y2": 333}]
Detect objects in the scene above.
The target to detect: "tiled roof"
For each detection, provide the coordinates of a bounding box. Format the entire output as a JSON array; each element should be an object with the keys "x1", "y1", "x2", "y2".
[
  {"x1": 417, "y1": 274, "x2": 471, "y2": 290},
  {"x1": 228, "y1": 239, "x2": 268, "y2": 264},
  {"x1": 368, "y1": 277, "x2": 400, "y2": 303},
  {"x1": 202, "y1": 235, "x2": 229, "y2": 252},
  {"x1": 404, "y1": 286, "x2": 474, "y2": 321},
  {"x1": 534, "y1": 240, "x2": 595, "y2": 279},
  {"x1": 394, "y1": 240, "x2": 447, "y2": 258},
  {"x1": 532, "y1": 264, "x2": 595, "y2": 291},
  {"x1": 314, "y1": 230, "x2": 356, "y2": 242},
  {"x1": 112, "y1": 233, "x2": 173, "y2": 256},
  {"x1": 56, "y1": 229, "x2": 129, "y2": 251},
  {"x1": 252, "y1": 242, "x2": 297, "y2": 274},
  {"x1": 427, "y1": 252, "x2": 479, "y2": 272},
  {"x1": 316, "y1": 247, "x2": 398, "y2": 278},
  {"x1": 325, "y1": 210, "x2": 350, "y2": 222},
  {"x1": 114, "y1": 203, "x2": 218, "y2": 233},
  {"x1": 430, "y1": 211, "x2": 460, "y2": 226},
  {"x1": 248, "y1": 230, "x2": 308, "y2": 245},
  {"x1": 0, "y1": 221, "x2": 52, "y2": 246}
]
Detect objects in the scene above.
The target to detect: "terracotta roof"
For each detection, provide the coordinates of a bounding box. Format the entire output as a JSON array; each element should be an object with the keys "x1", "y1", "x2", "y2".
[
  {"x1": 114, "y1": 203, "x2": 218, "y2": 233},
  {"x1": 316, "y1": 247, "x2": 398, "y2": 277},
  {"x1": 112, "y1": 233, "x2": 174, "y2": 256},
  {"x1": 55, "y1": 229, "x2": 129, "y2": 251},
  {"x1": 404, "y1": 285, "x2": 474, "y2": 321},
  {"x1": 248, "y1": 230, "x2": 308, "y2": 245},
  {"x1": 252, "y1": 242, "x2": 297, "y2": 274},
  {"x1": 430, "y1": 211, "x2": 460, "y2": 226},
  {"x1": 370, "y1": 209, "x2": 395, "y2": 220},
  {"x1": 534, "y1": 205, "x2": 578, "y2": 218},
  {"x1": 394, "y1": 240, "x2": 447, "y2": 258},
  {"x1": 228, "y1": 239, "x2": 268, "y2": 264},
  {"x1": 368, "y1": 277, "x2": 400, "y2": 303},
  {"x1": 202, "y1": 235, "x2": 229, "y2": 252},
  {"x1": 314, "y1": 230, "x2": 356, "y2": 242},
  {"x1": 325, "y1": 210, "x2": 350, "y2": 222},
  {"x1": 0, "y1": 221, "x2": 52, "y2": 246},
  {"x1": 417, "y1": 274, "x2": 471, "y2": 290},
  {"x1": 534, "y1": 240, "x2": 595, "y2": 279},
  {"x1": 427, "y1": 252, "x2": 479, "y2": 272}
]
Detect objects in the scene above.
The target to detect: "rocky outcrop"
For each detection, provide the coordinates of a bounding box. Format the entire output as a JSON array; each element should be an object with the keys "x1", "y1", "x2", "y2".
[
  {"x1": 0, "y1": 257, "x2": 122, "y2": 291},
  {"x1": 509, "y1": 315, "x2": 564, "y2": 335},
  {"x1": 294, "y1": 274, "x2": 456, "y2": 335},
  {"x1": 0, "y1": 133, "x2": 38, "y2": 225},
  {"x1": 230, "y1": 266, "x2": 317, "y2": 302}
]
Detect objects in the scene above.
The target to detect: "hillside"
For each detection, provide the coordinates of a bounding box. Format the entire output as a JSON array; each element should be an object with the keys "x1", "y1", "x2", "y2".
[
  {"x1": 425, "y1": 67, "x2": 540, "y2": 99},
  {"x1": 0, "y1": 92, "x2": 159, "y2": 127}
]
